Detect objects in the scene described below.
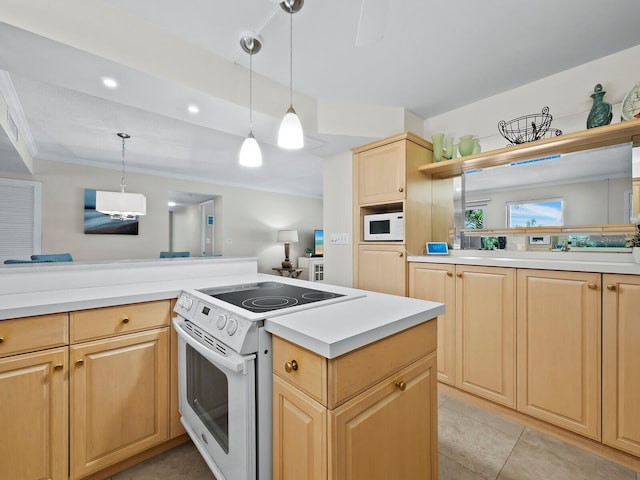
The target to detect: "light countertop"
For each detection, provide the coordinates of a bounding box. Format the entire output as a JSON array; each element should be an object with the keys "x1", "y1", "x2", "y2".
[
  {"x1": 409, "y1": 250, "x2": 640, "y2": 275},
  {"x1": 0, "y1": 258, "x2": 444, "y2": 358},
  {"x1": 264, "y1": 290, "x2": 444, "y2": 359}
]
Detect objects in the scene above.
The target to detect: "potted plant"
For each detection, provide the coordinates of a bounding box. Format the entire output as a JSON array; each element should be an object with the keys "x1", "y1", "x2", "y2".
[
  {"x1": 305, "y1": 247, "x2": 313, "y2": 258},
  {"x1": 626, "y1": 219, "x2": 640, "y2": 263}
]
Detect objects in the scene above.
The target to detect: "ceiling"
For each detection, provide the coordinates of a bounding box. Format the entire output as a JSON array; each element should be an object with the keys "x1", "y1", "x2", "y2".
[{"x1": 1, "y1": 0, "x2": 640, "y2": 203}]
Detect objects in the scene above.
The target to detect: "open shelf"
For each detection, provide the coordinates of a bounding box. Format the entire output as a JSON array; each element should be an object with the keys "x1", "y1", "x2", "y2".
[
  {"x1": 461, "y1": 224, "x2": 635, "y2": 237},
  {"x1": 418, "y1": 119, "x2": 640, "y2": 179}
]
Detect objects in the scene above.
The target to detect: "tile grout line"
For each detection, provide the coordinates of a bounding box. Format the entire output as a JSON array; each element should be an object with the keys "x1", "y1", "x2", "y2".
[{"x1": 493, "y1": 425, "x2": 526, "y2": 480}]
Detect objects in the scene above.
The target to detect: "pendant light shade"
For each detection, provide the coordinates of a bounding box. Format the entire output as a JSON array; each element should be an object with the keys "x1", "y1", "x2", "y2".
[
  {"x1": 239, "y1": 131, "x2": 262, "y2": 167},
  {"x1": 95, "y1": 133, "x2": 147, "y2": 220},
  {"x1": 239, "y1": 34, "x2": 263, "y2": 167},
  {"x1": 278, "y1": 0, "x2": 304, "y2": 150},
  {"x1": 95, "y1": 190, "x2": 146, "y2": 219},
  {"x1": 278, "y1": 106, "x2": 304, "y2": 149}
]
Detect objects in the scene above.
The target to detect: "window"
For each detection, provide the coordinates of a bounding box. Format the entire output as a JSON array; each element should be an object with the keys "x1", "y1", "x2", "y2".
[{"x1": 506, "y1": 199, "x2": 563, "y2": 228}]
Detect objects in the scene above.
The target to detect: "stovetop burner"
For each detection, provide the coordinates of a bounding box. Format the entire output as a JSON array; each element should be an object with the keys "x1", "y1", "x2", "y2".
[{"x1": 198, "y1": 281, "x2": 345, "y2": 313}]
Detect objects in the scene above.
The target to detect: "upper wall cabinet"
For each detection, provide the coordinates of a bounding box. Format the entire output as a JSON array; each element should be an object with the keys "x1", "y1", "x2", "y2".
[{"x1": 354, "y1": 132, "x2": 431, "y2": 205}]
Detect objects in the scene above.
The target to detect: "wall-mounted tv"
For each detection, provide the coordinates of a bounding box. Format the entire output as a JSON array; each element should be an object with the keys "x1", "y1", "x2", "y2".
[{"x1": 314, "y1": 229, "x2": 323, "y2": 257}]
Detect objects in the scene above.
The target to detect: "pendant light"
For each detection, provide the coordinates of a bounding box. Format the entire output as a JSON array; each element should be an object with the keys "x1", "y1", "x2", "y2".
[
  {"x1": 277, "y1": 0, "x2": 304, "y2": 150},
  {"x1": 239, "y1": 34, "x2": 263, "y2": 167},
  {"x1": 95, "y1": 133, "x2": 146, "y2": 220}
]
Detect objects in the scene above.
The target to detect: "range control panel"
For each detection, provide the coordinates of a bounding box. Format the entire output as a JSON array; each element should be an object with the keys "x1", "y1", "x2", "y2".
[{"x1": 174, "y1": 292, "x2": 259, "y2": 354}]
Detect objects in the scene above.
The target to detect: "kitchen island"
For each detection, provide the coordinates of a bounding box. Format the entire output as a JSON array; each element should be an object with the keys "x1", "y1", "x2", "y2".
[{"x1": 0, "y1": 257, "x2": 444, "y2": 480}]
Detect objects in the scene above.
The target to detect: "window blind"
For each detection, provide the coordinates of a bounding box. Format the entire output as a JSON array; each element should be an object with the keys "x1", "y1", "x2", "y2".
[{"x1": 0, "y1": 178, "x2": 42, "y2": 261}]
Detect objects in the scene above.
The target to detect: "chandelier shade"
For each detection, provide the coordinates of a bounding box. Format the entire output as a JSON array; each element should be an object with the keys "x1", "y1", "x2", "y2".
[
  {"x1": 95, "y1": 132, "x2": 146, "y2": 221},
  {"x1": 96, "y1": 190, "x2": 147, "y2": 220}
]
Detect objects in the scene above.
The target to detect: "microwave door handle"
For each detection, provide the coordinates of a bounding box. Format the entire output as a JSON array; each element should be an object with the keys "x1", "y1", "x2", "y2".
[{"x1": 172, "y1": 317, "x2": 255, "y2": 374}]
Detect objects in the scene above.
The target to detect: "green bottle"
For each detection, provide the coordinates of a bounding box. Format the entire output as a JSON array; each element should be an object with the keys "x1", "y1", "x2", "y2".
[{"x1": 586, "y1": 84, "x2": 612, "y2": 129}]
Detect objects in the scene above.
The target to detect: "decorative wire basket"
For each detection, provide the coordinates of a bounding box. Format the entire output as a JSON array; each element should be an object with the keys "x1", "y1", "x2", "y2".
[{"x1": 498, "y1": 106, "x2": 554, "y2": 145}]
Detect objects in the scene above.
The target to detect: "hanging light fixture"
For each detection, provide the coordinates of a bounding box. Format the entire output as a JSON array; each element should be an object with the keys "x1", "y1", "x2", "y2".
[
  {"x1": 95, "y1": 132, "x2": 146, "y2": 220},
  {"x1": 277, "y1": 0, "x2": 304, "y2": 150},
  {"x1": 239, "y1": 34, "x2": 263, "y2": 167}
]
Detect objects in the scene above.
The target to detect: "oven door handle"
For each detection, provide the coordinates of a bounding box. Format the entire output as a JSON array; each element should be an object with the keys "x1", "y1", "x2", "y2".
[{"x1": 173, "y1": 317, "x2": 255, "y2": 374}]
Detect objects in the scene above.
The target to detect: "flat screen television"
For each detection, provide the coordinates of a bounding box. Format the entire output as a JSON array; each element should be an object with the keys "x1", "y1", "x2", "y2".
[{"x1": 313, "y1": 229, "x2": 323, "y2": 257}]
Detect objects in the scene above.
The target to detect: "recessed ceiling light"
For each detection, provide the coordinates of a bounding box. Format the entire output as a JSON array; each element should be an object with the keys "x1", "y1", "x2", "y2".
[
  {"x1": 102, "y1": 77, "x2": 118, "y2": 89},
  {"x1": 187, "y1": 105, "x2": 200, "y2": 114}
]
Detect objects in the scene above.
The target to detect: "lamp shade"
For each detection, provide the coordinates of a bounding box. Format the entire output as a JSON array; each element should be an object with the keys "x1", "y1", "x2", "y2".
[
  {"x1": 96, "y1": 190, "x2": 147, "y2": 219},
  {"x1": 277, "y1": 229, "x2": 298, "y2": 243},
  {"x1": 239, "y1": 133, "x2": 262, "y2": 167},
  {"x1": 277, "y1": 107, "x2": 304, "y2": 149}
]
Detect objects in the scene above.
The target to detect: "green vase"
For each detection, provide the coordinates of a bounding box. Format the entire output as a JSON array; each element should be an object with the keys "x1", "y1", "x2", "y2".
[
  {"x1": 586, "y1": 84, "x2": 612, "y2": 129},
  {"x1": 431, "y1": 133, "x2": 444, "y2": 162},
  {"x1": 458, "y1": 135, "x2": 475, "y2": 156}
]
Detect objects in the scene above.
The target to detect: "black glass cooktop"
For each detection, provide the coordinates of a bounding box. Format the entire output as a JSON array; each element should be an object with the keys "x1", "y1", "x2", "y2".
[{"x1": 198, "y1": 281, "x2": 344, "y2": 313}]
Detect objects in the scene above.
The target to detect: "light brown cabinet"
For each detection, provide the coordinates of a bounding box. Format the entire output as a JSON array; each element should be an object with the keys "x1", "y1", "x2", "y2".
[
  {"x1": 352, "y1": 132, "x2": 432, "y2": 296},
  {"x1": 0, "y1": 299, "x2": 181, "y2": 480},
  {"x1": 69, "y1": 301, "x2": 171, "y2": 479},
  {"x1": 272, "y1": 320, "x2": 438, "y2": 480},
  {"x1": 516, "y1": 269, "x2": 601, "y2": 439},
  {"x1": 0, "y1": 346, "x2": 68, "y2": 480},
  {"x1": 409, "y1": 263, "x2": 516, "y2": 406},
  {"x1": 0, "y1": 313, "x2": 69, "y2": 480},
  {"x1": 409, "y1": 262, "x2": 455, "y2": 385},
  {"x1": 455, "y1": 265, "x2": 516, "y2": 407},
  {"x1": 356, "y1": 139, "x2": 410, "y2": 205},
  {"x1": 357, "y1": 244, "x2": 407, "y2": 297},
  {"x1": 603, "y1": 273, "x2": 640, "y2": 456}
]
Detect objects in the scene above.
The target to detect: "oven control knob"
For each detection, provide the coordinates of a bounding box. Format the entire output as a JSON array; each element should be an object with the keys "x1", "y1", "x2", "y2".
[
  {"x1": 184, "y1": 297, "x2": 194, "y2": 311},
  {"x1": 226, "y1": 318, "x2": 238, "y2": 336},
  {"x1": 215, "y1": 314, "x2": 228, "y2": 330},
  {"x1": 178, "y1": 295, "x2": 186, "y2": 307}
]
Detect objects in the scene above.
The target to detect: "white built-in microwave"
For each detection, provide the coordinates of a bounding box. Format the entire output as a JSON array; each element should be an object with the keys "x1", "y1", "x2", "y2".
[{"x1": 364, "y1": 212, "x2": 404, "y2": 241}]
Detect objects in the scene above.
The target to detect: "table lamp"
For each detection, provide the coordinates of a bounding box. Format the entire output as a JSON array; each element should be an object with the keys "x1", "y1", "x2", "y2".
[{"x1": 277, "y1": 229, "x2": 298, "y2": 268}]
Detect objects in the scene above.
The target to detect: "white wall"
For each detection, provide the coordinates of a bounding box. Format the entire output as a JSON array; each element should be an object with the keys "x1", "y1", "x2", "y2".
[
  {"x1": 0, "y1": 158, "x2": 322, "y2": 272},
  {"x1": 171, "y1": 204, "x2": 201, "y2": 255},
  {"x1": 322, "y1": 150, "x2": 353, "y2": 287}
]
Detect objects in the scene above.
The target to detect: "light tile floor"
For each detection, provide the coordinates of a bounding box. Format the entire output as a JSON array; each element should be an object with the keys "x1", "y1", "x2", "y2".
[{"x1": 109, "y1": 392, "x2": 640, "y2": 480}]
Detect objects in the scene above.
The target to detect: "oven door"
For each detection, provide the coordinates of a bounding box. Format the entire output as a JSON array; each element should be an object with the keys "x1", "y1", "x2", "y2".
[{"x1": 173, "y1": 316, "x2": 257, "y2": 480}]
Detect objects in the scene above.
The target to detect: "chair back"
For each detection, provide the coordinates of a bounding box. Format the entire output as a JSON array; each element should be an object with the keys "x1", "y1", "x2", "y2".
[
  {"x1": 31, "y1": 253, "x2": 73, "y2": 262},
  {"x1": 160, "y1": 251, "x2": 190, "y2": 258}
]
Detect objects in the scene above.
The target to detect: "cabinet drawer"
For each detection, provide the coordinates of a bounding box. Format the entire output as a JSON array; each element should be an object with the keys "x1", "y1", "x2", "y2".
[
  {"x1": 273, "y1": 336, "x2": 327, "y2": 405},
  {"x1": 328, "y1": 319, "x2": 437, "y2": 409},
  {"x1": 0, "y1": 313, "x2": 68, "y2": 358},
  {"x1": 70, "y1": 300, "x2": 170, "y2": 343}
]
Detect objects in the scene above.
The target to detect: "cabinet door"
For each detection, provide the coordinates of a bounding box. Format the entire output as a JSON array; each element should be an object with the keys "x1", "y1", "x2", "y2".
[
  {"x1": 409, "y1": 262, "x2": 455, "y2": 385},
  {"x1": 356, "y1": 140, "x2": 406, "y2": 204},
  {"x1": 273, "y1": 374, "x2": 327, "y2": 480},
  {"x1": 357, "y1": 244, "x2": 406, "y2": 296},
  {"x1": 330, "y1": 353, "x2": 437, "y2": 480},
  {"x1": 603, "y1": 274, "x2": 640, "y2": 455},
  {"x1": 70, "y1": 328, "x2": 169, "y2": 479},
  {"x1": 517, "y1": 269, "x2": 601, "y2": 439},
  {"x1": 455, "y1": 265, "x2": 516, "y2": 407},
  {"x1": 0, "y1": 347, "x2": 68, "y2": 480}
]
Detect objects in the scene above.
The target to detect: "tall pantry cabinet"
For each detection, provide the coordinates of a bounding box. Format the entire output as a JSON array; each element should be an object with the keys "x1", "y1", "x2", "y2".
[{"x1": 352, "y1": 132, "x2": 432, "y2": 296}]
